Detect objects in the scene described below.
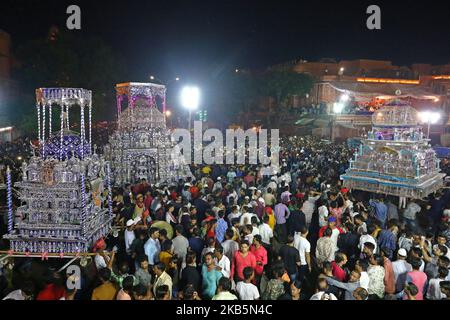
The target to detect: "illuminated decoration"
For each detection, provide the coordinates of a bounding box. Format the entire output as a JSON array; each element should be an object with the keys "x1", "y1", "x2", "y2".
[
  {"x1": 105, "y1": 82, "x2": 192, "y2": 185},
  {"x1": 116, "y1": 82, "x2": 167, "y2": 117},
  {"x1": 0, "y1": 126, "x2": 13, "y2": 133},
  {"x1": 432, "y1": 75, "x2": 450, "y2": 80},
  {"x1": 341, "y1": 103, "x2": 445, "y2": 198},
  {"x1": 356, "y1": 77, "x2": 420, "y2": 85},
  {"x1": 6, "y1": 166, "x2": 13, "y2": 233},
  {"x1": 3, "y1": 88, "x2": 113, "y2": 254}
]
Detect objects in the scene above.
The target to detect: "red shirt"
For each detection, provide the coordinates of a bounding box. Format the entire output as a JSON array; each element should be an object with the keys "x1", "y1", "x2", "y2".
[
  {"x1": 190, "y1": 186, "x2": 200, "y2": 199},
  {"x1": 331, "y1": 261, "x2": 346, "y2": 282},
  {"x1": 318, "y1": 226, "x2": 344, "y2": 238},
  {"x1": 250, "y1": 245, "x2": 268, "y2": 276},
  {"x1": 144, "y1": 195, "x2": 153, "y2": 210},
  {"x1": 36, "y1": 284, "x2": 66, "y2": 300},
  {"x1": 231, "y1": 251, "x2": 257, "y2": 281}
]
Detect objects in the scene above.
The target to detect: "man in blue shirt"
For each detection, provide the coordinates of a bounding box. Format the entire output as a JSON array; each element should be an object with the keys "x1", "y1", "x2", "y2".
[
  {"x1": 377, "y1": 220, "x2": 399, "y2": 259},
  {"x1": 369, "y1": 197, "x2": 387, "y2": 228},
  {"x1": 144, "y1": 227, "x2": 160, "y2": 266},
  {"x1": 201, "y1": 252, "x2": 223, "y2": 299},
  {"x1": 215, "y1": 210, "x2": 228, "y2": 243}
]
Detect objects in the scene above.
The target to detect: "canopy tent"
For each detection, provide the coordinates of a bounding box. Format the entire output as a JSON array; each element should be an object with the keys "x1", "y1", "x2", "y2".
[{"x1": 328, "y1": 81, "x2": 442, "y2": 101}]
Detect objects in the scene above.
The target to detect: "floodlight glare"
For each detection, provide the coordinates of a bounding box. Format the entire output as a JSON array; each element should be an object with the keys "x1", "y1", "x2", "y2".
[
  {"x1": 181, "y1": 86, "x2": 200, "y2": 110},
  {"x1": 340, "y1": 94, "x2": 350, "y2": 102},
  {"x1": 333, "y1": 102, "x2": 344, "y2": 114},
  {"x1": 419, "y1": 111, "x2": 441, "y2": 124}
]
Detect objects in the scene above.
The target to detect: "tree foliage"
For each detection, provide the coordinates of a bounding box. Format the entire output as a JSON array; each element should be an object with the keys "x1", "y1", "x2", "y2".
[{"x1": 12, "y1": 31, "x2": 127, "y2": 134}]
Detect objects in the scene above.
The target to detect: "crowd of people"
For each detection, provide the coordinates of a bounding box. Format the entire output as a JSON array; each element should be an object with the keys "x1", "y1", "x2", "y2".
[{"x1": 0, "y1": 135, "x2": 450, "y2": 301}]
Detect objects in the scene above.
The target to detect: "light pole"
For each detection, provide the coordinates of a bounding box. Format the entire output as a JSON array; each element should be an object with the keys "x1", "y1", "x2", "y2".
[{"x1": 181, "y1": 86, "x2": 200, "y2": 132}]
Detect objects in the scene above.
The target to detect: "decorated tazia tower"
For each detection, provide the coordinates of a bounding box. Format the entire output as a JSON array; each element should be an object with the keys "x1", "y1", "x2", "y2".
[
  {"x1": 341, "y1": 104, "x2": 445, "y2": 199},
  {"x1": 3, "y1": 88, "x2": 114, "y2": 254},
  {"x1": 104, "y1": 82, "x2": 192, "y2": 185}
]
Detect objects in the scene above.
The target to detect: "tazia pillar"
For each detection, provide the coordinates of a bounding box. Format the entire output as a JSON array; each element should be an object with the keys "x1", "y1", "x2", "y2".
[{"x1": 6, "y1": 166, "x2": 13, "y2": 233}]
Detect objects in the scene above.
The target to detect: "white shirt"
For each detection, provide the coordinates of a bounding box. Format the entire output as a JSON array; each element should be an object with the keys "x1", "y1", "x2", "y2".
[
  {"x1": 310, "y1": 291, "x2": 338, "y2": 300},
  {"x1": 124, "y1": 229, "x2": 135, "y2": 254},
  {"x1": 245, "y1": 234, "x2": 254, "y2": 245},
  {"x1": 216, "y1": 255, "x2": 231, "y2": 278},
  {"x1": 318, "y1": 205, "x2": 329, "y2": 227},
  {"x1": 2, "y1": 289, "x2": 26, "y2": 300},
  {"x1": 227, "y1": 212, "x2": 241, "y2": 223},
  {"x1": 403, "y1": 202, "x2": 421, "y2": 220},
  {"x1": 392, "y1": 259, "x2": 412, "y2": 292},
  {"x1": 294, "y1": 233, "x2": 311, "y2": 266},
  {"x1": 95, "y1": 254, "x2": 108, "y2": 270},
  {"x1": 330, "y1": 228, "x2": 341, "y2": 250},
  {"x1": 173, "y1": 235, "x2": 190, "y2": 262},
  {"x1": 251, "y1": 226, "x2": 260, "y2": 236},
  {"x1": 343, "y1": 199, "x2": 353, "y2": 214},
  {"x1": 426, "y1": 278, "x2": 446, "y2": 300},
  {"x1": 302, "y1": 195, "x2": 319, "y2": 225},
  {"x1": 201, "y1": 246, "x2": 215, "y2": 258},
  {"x1": 240, "y1": 212, "x2": 257, "y2": 226},
  {"x1": 221, "y1": 240, "x2": 239, "y2": 262},
  {"x1": 359, "y1": 271, "x2": 370, "y2": 290},
  {"x1": 259, "y1": 223, "x2": 273, "y2": 245},
  {"x1": 236, "y1": 281, "x2": 260, "y2": 300},
  {"x1": 359, "y1": 234, "x2": 377, "y2": 253}
]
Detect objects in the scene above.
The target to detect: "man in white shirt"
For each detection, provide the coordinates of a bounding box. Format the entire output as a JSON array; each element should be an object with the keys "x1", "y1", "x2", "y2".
[
  {"x1": 214, "y1": 247, "x2": 231, "y2": 278},
  {"x1": 310, "y1": 279, "x2": 338, "y2": 300},
  {"x1": 294, "y1": 226, "x2": 311, "y2": 281},
  {"x1": 172, "y1": 225, "x2": 190, "y2": 263},
  {"x1": 124, "y1": 219, "x2": 136, "y2": 255},
  {"x1": 259, "y1": 215, "x2": 273, "y2": 246},
  {"x1": 318, "y1": 203, "x2": 329, "y2": 228},
  {"x1": 355, "y1": 259, "x2": 370, "y2": 290},
  {"x1": 236, "y1": 267, "x2": 260, "y2": 300},
  {"x1": 359, "y1": 233, "x2": 377, "y2": 254},
  {"x1": 402, "y1": 200, "x2": 421, "y2": 230},
  {"x1": 240, "y1": 207, "x2": 258, "y2": 226},
  {"x1": 227, "y1": 205, "x2": 241, "y2": 223},
  {"x1": 391, "y1": 248, "x2": 412, "y2": 293},
  {"x1": 301, "y1": 191, "x2": 321, "y2": 226},
  {"x1": 267, "y1": 176, "x2": 278, "y2": 193},
  {"x1": 222, "y1": 229, "x2": 240, "y2": 262}
]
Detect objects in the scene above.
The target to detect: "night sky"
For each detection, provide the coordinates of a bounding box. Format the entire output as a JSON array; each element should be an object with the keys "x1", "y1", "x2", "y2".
[{"x1": 1, "y1": 0, "x2": 450, "y2": 83}]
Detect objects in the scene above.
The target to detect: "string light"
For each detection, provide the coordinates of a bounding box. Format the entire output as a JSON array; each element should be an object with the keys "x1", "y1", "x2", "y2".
[
  {"x1": 80, "y1": 105, "x2": 85, "y2": 160},
  {"x1": 48, "y1": 104, "x2": 52, "y2": 137},
  {"x1": 60, "y1": 104, "x2": 64, "y2": 160},
  {"x1": 6, "y1": 166, "x2": 13, "y2": 233},
  {"x1": 89, "y1": 104, "x2": 92, "y2": 153},
  {"x1": 106, "y1": 162, "x2": 113, "y2": 219},
  {"x1": 36, "y1": 103, "x2": 41, "y2": 146},
  {"x1": 42, "y1": 103, "x2": 46, "y2": 157},
  {"x1": 81, "y1": 173, "x2": 86, "y2": 236}
]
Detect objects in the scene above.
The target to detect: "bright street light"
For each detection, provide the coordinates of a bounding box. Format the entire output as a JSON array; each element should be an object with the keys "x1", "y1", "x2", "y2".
[
  {"x1": 418, "y1": 111, "x2": 441, "y2": 139},
  {"x1": 181, "y1": 86, "x2": 200, "y2": 131},
  {"x1": 333, "y1": 102, "x2": 344, "y2": 114},
  {"x1": 419, "y1": 111, "x2": 441, "y2": 124},
  {"x1": 150, "y1": 75, "x2": 155, "y2": 80},
  {"x1": 175, "y1": 77, "x2": 180, "y2": 81},
  {"x1": 340, "y1": 94, "x2": 350, "y2": 102},
  {"x1": 165, "y1": 110, "x2": 172, "y2": 117}
]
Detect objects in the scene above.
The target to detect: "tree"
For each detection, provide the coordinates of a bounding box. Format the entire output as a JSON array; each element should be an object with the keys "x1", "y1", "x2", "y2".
[
  {"x1": 261, "y1": 69, "x2": 313, "y2": 128},
  {"x1": 12, "y1": 31, "x2": 127, "y2": 135}
]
